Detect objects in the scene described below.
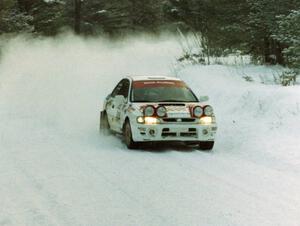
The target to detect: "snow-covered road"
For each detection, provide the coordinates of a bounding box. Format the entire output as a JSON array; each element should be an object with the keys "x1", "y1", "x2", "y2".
[{"x1": 0, "y1": 36, "x2": 300, "y2": 226}]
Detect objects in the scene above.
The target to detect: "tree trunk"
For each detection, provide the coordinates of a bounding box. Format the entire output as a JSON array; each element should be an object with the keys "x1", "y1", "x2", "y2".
[
  {"x1": 74, "y1": 0, "x2": 81, "y2": 34},
  {"x1": 17, "y1": 0, "x2": 25, "y2": 11},
  {"x1": 17, "y1": 0, "x2": 35, "y2": 12},
  {"x1": 263, "y1": 37, "x2": 271, "y2": 64},
  {"x1": 275, "y1": 41, "x2": 285, "y2": 65}
]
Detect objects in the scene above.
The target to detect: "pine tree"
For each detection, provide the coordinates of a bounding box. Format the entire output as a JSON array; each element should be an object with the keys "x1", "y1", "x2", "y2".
[
  {"x1": 273, "y1": 10, "x2": 300, "y2": 68},
  {"x1": 245, "y1": 0, "x2": 300, "y2": 64},
  {"x1": 0, "y1": 0, "x2": 33, "y2": 34},
  {"x1": 29, "y1": 0, "x2": 66, "y2": 36}
]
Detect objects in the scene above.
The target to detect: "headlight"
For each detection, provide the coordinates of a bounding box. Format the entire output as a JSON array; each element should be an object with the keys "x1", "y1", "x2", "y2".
[
  {"x1": 144, "y1": 105, "x2": 155, "y2": 116},
  {"x1": 137, "y1": 116, "x2": 144, "y2": 124},
  {"x1": 193, "y1": 106, "x2": 203, "y2": 117},
  {"x1": 156, "y1": 106, "x2": 167, "y2": 117},
  {"x1": 199, "y1": 116, "x2": 213, "y2": 125},
  {"x1": 204, "y1": 105, "x2": 213, "y2": 116},
  {"x1": 144, "y1": 117, "x2": 159, "y2": 125}
]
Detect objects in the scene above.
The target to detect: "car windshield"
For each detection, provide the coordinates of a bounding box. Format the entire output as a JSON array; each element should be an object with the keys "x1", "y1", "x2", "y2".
[{"x1": 131, "y1": 80, "x2": 198, "y2": 102}]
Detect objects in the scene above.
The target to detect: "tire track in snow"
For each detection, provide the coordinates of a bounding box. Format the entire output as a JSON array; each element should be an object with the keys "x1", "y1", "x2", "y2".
[
  {"x1": 62, "y1": 141, "x2": 172, "y2": 226},
  {"x1": 0, "y1": 147, "x2": 78, "y2": 226},
  {"x1": 0, "y1": 153, "x2": 59, "y2": 226},
  {"x1": 166, "y1": 150, "x2": 300, "y2": 225}
]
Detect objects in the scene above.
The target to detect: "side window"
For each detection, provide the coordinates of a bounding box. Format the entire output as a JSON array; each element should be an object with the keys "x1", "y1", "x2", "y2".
[
  {"x1": 111, "y1": 80, "x2": 123, "y2": 97},
  {"x1": 118, "y1": 79, "x2": 130, "y2": 98},
  {"x1": 111, "y1": 79, "x2": 130, "y2": 98}
]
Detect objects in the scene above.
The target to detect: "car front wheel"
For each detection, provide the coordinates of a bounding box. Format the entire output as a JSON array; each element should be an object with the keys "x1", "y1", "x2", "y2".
[
  {"x1": 198, "y1": 141, "x2": 214, "y2": 151},
  {"x1": 123, "y1": 120, "x2": 138, "y2": 149}
]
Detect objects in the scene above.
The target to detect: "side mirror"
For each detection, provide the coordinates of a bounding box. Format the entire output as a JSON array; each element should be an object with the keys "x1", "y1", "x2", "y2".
[
  {"x1": 114, "y1": 95, "x2": 126, "y2": 103},
  {"x1": 199, "y1": 96, "x2": 209, "y2": 102}
]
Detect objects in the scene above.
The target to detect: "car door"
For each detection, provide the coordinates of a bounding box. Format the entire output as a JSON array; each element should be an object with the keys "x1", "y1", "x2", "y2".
[
  {"x1": 106, "y1": 79, "x2": 130, "y2": 132},
  {"x1": 114, "y1": 79, "x2": 130, "y2": 132}
]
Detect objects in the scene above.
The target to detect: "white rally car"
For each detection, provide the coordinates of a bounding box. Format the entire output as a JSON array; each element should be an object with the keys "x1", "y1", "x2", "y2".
[{"x1": 100, "y1": 76, "x2": 217, "y2": 150}]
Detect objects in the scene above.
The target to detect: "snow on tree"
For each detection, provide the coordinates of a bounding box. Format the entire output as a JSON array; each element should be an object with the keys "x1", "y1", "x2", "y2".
[
  {"x1": 273, "y1": 10, "x2": 300, "y2": 68},
  {"x1": 0, "y1": 4, "x2": 33, "y2": 34}
]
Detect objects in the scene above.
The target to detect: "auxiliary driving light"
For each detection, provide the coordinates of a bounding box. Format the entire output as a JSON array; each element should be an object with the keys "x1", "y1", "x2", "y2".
[
  {"x1": 193, "y1": 106, "x2": 203, "y2": 117},
  {"x1": 144, "y1": 105, "x2": 155, "y2": 116},
  {"x1": 156, "y1": 106, "x2": 167, "y2": 117},
  {"x1": 204, "y1": 105, "x2": 213, "y2": 116}
]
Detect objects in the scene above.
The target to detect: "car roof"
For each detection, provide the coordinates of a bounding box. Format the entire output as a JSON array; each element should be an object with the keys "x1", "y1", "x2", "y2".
[{"x1": 127, "y1": 75, "x2": 181, "y2": 82}]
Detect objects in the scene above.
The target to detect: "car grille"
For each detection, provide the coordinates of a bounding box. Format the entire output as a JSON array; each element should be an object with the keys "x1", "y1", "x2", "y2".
[
  {"x1": 162, "y1": 128, "x2": 197, "y2": 138},
  {"x1": 162, "y1": 118, "x2": 196, "y2": 123}
]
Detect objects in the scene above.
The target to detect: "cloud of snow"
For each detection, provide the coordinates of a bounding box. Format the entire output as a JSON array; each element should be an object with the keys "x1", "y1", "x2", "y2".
[{"x1": 0, "y1": 33, "x2": 181, "y2": 137}]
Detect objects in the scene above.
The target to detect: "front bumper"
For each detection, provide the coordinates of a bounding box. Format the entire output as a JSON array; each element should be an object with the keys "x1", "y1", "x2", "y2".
[{"x1": 131, "y1": 122, "x2": 217, "y2": 142}]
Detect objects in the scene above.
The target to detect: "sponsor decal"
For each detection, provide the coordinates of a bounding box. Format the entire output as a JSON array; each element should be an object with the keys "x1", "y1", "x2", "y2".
[{"x1": 133, "y1": 80, "x2": 187, "y2": 88}]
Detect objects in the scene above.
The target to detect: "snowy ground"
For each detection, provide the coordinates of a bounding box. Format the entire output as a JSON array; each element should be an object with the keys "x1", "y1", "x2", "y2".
[{"x1": 0, "y1": 35, "x2": 300, "y2": 226}]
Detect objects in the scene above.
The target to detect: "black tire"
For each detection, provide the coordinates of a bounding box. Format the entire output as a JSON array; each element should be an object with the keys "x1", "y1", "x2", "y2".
[
  {"x1": 198, "y1": 141, "x2": 214, "y2": 151},
  {"x1": 100, "y1": 111, "x2": 111, "y2": 135},
  {"x1": 123, "y1": 120, "x2": 138, "y2": 149}
]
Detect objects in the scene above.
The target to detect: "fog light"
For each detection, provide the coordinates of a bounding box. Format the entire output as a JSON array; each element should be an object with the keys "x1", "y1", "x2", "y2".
[
  {"x1": 149, "y1": 129, "x2": 156, "y2": 136},
  {"x1": 202, "y1": 129, "x2": 208, "y2": 135}
]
